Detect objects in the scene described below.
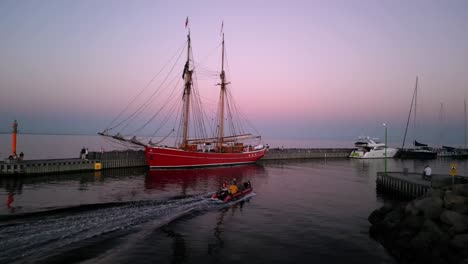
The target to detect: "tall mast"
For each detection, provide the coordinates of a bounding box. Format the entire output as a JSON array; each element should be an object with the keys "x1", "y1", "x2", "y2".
[
  {"x1": 402, "y1": 76, "x2": 418, "y2": 149},
  {"x1": 218, "y1": 33, "x2": 226, "y2": 149},
  {"x1": 465, "y1": 98, "x2": 467, "y2": 150},
  {"x1": 438, "y1": 103, "x2": 444, "y2": 148},
  {"x1": 182, "y1": 32, "x2": 192, "y2": 149},
  {"x1": 413, "y1": 76, "x2": 418, "y2": 146}
]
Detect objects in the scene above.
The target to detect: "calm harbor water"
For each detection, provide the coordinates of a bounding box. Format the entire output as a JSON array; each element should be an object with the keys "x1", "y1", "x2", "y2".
[{"x1": 1, "y1": 156, "x2": 467, "y2": 264}]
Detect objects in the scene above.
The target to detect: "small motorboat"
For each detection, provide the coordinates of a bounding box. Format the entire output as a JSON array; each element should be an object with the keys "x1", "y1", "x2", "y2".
[{"x1": 212, "y1": 181, "x2": 253, "y2": 202}]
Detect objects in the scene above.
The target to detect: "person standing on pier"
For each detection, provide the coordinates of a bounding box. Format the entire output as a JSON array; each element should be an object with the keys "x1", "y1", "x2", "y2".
[
  {"x1": 422, "y1": 165, "x2": 432, "y2": 180},
  {"x1": 80, "y1": 147, "x2": 86, "y2": 159}
]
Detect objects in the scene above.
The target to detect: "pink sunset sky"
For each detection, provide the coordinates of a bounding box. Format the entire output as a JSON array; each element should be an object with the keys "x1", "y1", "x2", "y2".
[{"x1": 0, "y1": 0, "x2": 467, "y2": 146}]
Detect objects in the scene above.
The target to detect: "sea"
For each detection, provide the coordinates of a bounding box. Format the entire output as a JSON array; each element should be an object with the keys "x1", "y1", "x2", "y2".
[{"x1": 0, "y1": 134, "x2": 467, "y2": 264}]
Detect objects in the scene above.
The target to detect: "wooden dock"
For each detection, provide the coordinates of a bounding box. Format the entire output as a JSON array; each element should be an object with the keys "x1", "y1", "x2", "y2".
[
  {"x1": 376, "y1": 171, "x2": 468, "y2": 198},
  {"x1": 0, "y1": 148, "x2": 353, "y2": 175},
  {"x1": 376, "y1": 172, "x2": 431, "y2": 198}
]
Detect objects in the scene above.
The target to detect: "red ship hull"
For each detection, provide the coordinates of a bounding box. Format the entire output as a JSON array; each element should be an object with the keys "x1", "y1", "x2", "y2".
[{"x1": 145, "y1": 146, "x2": 267, "y2": 168}]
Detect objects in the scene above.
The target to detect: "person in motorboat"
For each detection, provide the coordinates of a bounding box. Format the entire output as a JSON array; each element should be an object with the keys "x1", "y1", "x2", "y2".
[
  {"x1": 229, "y1": 179, "x2": 239, "y2": 195},
  {"x1": 216, "y1": 182, "x2": 230, "y2": 200},
  {"x1": 422, "y1": 165, "x2": 432, "y2": 180}
]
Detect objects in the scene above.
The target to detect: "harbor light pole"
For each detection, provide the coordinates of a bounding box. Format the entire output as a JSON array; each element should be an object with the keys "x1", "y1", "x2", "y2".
[{"x1": 383, "y1": 123, "x2": 387, "y2": 175}]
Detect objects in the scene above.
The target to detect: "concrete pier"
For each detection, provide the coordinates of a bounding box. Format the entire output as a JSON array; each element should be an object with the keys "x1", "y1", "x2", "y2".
[
  {"x1": 0, "y1": 150, "x2": 147, "y2": 175},
  {"x1": 262, "y1": 148, "x2": 352, "y2": 160},
  {"x1": 0, "y1": 148, "x2": 353, "y2": 175}
]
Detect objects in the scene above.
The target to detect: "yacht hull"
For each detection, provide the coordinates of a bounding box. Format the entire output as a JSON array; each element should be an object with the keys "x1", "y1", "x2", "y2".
[
  {"x1": 398, "y1": 149, "x2": 437, "y2": 159},
  {"x1": 145, "y1": 146, "x2": 267, "y2": 168},
  {"x1": 349, "y1": 148, "x2": 399, "y2": 159}
]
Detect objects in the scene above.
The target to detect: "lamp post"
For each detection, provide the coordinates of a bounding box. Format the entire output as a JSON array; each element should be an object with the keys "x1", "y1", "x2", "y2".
[{"x1": 383, "y1": 123, "x2": 387, "y2": 175}]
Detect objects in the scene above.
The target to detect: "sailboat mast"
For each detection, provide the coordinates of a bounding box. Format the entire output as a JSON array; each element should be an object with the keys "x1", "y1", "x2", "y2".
[
  {"x1": 182, "y1": 33, "x2": 192, "y2": 149},
  {"x1": 413, "y1": 77, "x2": 418, "y2": 146},
  {"x1": 465, "y1": 98, "x2": 467, "y2": 150},
  {"x1": 438, "y1": 103, "x2": 444, "y2": 148},
  {"x1": 218, "y1": 33, "x2": 226, "y2": 149},
  {"x1": 402, "y1": 77, "x2": 418, "y2": 149}
]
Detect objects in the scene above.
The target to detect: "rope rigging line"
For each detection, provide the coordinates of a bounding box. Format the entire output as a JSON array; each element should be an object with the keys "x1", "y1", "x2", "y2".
[
  {"x1": 190, "y1": 75, "x2": 209, "y2": 139},
  {"x1": 145, "y1": 87, "x2": 183, "y2": 140},
  {"x1": 105, "y1": 41, "x2": 187, "y2": 131},
  {"x1": 118, "y1": 69, "x2": 182, "y2": 135},
  {"x1": 149, "y1": 128, "x2": 175, "y2": 145},
  {"x1": 110, "y1": 43, "x2": 187, "y2": 133},
  {"x1": 102, "y1": 136, "x2": 144, "y2": 150},
  {"x1": 224, "y1": 46, "x2": 261, "y2": 137},
  {"x1": 225, "y1": 94, "x2": 239, "y2": 137},
  {"x1": 125, "y1": 71, "x2": 183, "y2": 136},
  {"x1": 191, "y1": 44, "x2": 222, "y2": 81},
  {"x1": 154, "y1": 91, "x2": 183, "y2": 142}
]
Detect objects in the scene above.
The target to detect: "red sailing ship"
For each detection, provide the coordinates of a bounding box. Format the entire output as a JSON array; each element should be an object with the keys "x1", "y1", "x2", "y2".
[{"x1": 100, "y1": 22, "x2": 267, "y2": 168}]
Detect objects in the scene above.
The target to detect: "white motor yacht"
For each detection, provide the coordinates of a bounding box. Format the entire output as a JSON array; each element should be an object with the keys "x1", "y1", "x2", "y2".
[{"x1": 349, "y1": 137, "x2": 399, "y2": 159}]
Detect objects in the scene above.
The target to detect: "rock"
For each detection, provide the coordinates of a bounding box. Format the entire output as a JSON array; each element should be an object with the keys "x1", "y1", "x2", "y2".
[
  {"x1": 440, "y1": 210, "x2": 468, "y2": 234},
  {"x1": 402, "y1": 214, "x2": 424, "y2": 230},
  {"x1": 405, "y1": 202, "x2": 419, "y2": 215},
  {"x1": 421, "y1": 219, "x2": 449, "y2": 242},
  {"x1": 429, "y1": 188, "x2": 443, "y2": 199},
  {"x1": 396, "y1": 229, "x2": 417, "y2": 246},
  {"x1": 432, "y1": 175, "x2": 453, "y2": 188},
  {"x1": 432, "y1": 196, "x2": 444, "y2": 207},
  {"x1": 369, "y1": 184, "x2": 468, "y2": 264},
  {"x1": 382, "y1": 201, "x2": 397, "y2": 211},
  {"x1": 414, "y1": 197, "x2": 443, "y2": 219},
  {"x1": 368, "y1": 207, "x2": 387, "y2": 225},
  {"x1": 444, "y1": 190, "x2": 453, "y2": 198},
  {"x1": 383, "y1": 208, "x2": 404, "y2": 229},
  {"x1": 452, "y1": 184, "x2": 468, "y2": 196},
  {"x1": 414, "y1": 197, "x2": 431, "y2": 210},
  {"x1": 444, "y1": 193, "x2": 468, "y2": 210},
  {"x1": 450, "y1": 234, "x2": 468, "y2": 249},
  {"x1": 410, "y1": 231, "x2": 432, "y2": 249},
  {"x1": 453, "y1": 203, "x2": 468, "y2": 215}
]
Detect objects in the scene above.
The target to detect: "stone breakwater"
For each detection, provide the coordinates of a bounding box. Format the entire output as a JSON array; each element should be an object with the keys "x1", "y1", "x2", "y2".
[{"x1": 369, "y1": 184, "x2": 468, "y2": 264}]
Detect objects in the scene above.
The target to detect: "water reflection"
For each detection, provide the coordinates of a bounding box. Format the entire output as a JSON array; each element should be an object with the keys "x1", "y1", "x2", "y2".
[
  {"x1": 145, "y1": 164, "x2": 266, "y2": 193},
  {"x1": 207, "y1": 209, "x2": 227, "y2": 256},
  {"x1": 0, "y1": 177, "x2": 23, "y2": 213},
  {"x1": 161, "y1": 226, "x2": 187, "y2": 264}
]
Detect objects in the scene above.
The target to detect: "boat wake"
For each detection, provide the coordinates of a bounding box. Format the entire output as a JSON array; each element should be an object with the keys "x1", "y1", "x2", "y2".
[{"x1": 0, "y1": 193, "x2": 255, "y2": 264}]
